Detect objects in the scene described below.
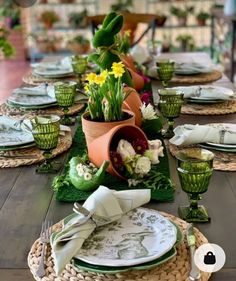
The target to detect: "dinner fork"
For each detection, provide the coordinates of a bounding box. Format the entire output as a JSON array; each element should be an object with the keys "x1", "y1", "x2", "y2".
[{"x1": 35, "y1": 220, "x2": 53, "y2": 278}]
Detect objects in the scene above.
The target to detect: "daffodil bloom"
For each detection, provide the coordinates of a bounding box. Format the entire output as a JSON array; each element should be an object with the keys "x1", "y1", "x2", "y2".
[
  {"x1": 111, "y1": 61, "x2": 125, "y2": 78},
  {"x1": 84, "y1": 84, "x2": 89, "y2": 94},
  {"x1": 95, "y1": 73, "x2": 107, "y2": 86},
  {"x1": 124, "y1": 29, "x2": 131, "y2": 37},
  {"x1": 86, "y1": 72, "x2": 97, "y2": 84},
  {"x1": 100, "y1": 70, "x2": 109, "y2": 80}
]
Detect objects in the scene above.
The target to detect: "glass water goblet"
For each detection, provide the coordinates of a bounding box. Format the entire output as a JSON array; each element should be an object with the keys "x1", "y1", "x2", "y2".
[
  {"x1": 31, "y1": 115, "x2": 60, "y2": 174},
  {"x1": 147, "y1": 40, "x2": 162, "y2": 59},
  {"x1": 158, "y1": 89, "x2": 184, "y2": 138},
  {"x1": 71, "y1": 55, "x2": 88, "y2": 88},
  {"x1": 54, "y1": 81, "x2": 77, "y2": 125},
  {"x1": 156, "y1": 60, "x2": 175, "y2": 87},
  {"x1": 176, "y1": 148, "x2": 214, "y2": 223}
]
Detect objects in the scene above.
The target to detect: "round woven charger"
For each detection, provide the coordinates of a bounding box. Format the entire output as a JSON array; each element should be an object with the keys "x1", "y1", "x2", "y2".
[
  {"x1": 181, "y1": 100, "x2": 236, "y2": 115},
  {"x1": 171, "y1": 70, "x2": 222, "y2": 84},
  {"x1": 0, "y1": 131, "x2": 72, "y2": 168},
  {"x1": 169, "y1": 143, "x2": 236, "y2": 171},
  {"x1": 22, "y1": 72, "x2": 77, "y2": 86},
  {"x1": 0, "y1": 103, "x2": 84, "y2": 118},
  {"x1": 28, "y1": 212, "x2": 211, "y2": 281}
]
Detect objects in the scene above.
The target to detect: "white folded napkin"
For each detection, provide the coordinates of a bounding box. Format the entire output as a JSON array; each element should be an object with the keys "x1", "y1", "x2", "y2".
[
  {"x1": 130, "y1": 45, "x2": 150, "y2": 65},
  {"x1": 169, "y1": 124, "x2": 236, "y2": 146},
  {"x1": 12, "y1": 84, "x2": 55, "y2": 97},
  {"x1": 0, "y1": 116, "x2": 24, "y2": 131},
  {"x1": 168, "y1": 86, "x2": 236, "y2": 100},
  {"x1": 175, "y1": 62, "x2": 213, "y2": 73},
  {"x1": 33, "y1": 57, "x2": 73, "y2": 72},
  {"x1": 50, "y1": 185, "x2": 150, "y2": 275}
]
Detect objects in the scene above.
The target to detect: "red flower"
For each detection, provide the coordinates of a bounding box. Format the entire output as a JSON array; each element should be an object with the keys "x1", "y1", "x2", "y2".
[
  {"x1": 140, "y1": 91, "x2": 152, "y2": 105},
  {"x1": 110, "y1": 151, "x2": 123, "y2": 170},
  {"x1": 132, "y1": 139, "x2": 148, "y2": 155}
]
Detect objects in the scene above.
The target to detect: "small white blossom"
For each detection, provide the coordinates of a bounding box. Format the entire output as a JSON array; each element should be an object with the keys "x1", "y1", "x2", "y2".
[
  {"x1": 134, "y1": 156, "x2": 151, "y2": 175},
  {"x1": 128, "y1": 178, "x2": 142, "y2": 187},
  {"x1": 76, "y1": 164, "x2": 85, "y2": 177},
  {"x1": 84, "y1": 172, "x2": 92, "y2": 181},
  {"x1": 141, "y1": 103, "x2": 157, "y2": 120},
  {"x1": 148, "y1": 139, "x2": 162, "y2": 150},
  {"x1": 157, "y1": 146, "x2": 164, "y2": 157},
  {"x1": 117, "y1": 139, "x2": 136, "y2": 161}
]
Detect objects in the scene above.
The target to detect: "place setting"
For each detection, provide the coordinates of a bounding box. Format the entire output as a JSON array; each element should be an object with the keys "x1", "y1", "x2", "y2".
[
  {"x1": 0, "y1": 115, "x2": 72, "y2": 169},
  {"x1": 28, "y1": 186, "x2": 210, "y2": 281},
  {"x1": 146, "y1": 59, "x2": 222, "y2": 85},
  {"x1": 168, "y1": 123, "x2": 236, "y2": 171}
]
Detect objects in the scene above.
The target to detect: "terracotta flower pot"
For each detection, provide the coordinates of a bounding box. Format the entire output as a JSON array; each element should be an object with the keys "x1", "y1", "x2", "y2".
[
  {"x1": 127, "y1": 67, "x2": 144, "y2": 91},
  {"x1": 88, "y1": 124, "x2": 148, "y2": 180},
  {"x1": 121, "y1": 54, "x2": 137, "y2": 72},
  {"x1": 81, "y1": 110, "x2": 135, "y2": 147},
  {"x1": 122, "y1": 86, "x2": 142, "y2": 127}
]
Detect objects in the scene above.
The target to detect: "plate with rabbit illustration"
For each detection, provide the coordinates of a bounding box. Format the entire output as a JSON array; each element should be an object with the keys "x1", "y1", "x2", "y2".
[{"x1": 75, "y1": 208, "x2": 177, "y2": 267}]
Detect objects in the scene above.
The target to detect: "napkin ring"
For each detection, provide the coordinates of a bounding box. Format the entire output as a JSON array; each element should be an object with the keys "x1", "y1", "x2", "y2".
[{"x1": 219, "y1": 129, "x2": 226, "y2": 144}]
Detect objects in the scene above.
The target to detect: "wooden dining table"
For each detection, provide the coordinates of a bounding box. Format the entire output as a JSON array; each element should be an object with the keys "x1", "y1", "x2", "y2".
[{"x1": 0, "y1": 52, "x2": 236, "y2": 281}]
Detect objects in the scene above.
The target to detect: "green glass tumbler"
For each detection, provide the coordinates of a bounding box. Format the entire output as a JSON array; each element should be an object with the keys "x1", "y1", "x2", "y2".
[
  {"x1": 158, "y1": 89, "x2": 184, "y2": 138},
  {"x1": 156, "y1": 60, "x2": 175, "y2": 87},
  {"x1": 54, "y1": 81, "x2": 77, "y2": 125},
  {"x1": 176, "y1": 148, "x2": 214, "y2": 223},
  {"x1": 71, "y1": 55, "x2": 88, "y2": 87},
  {"x1": 31, "y1": 115, "x2": 60, "y2": 174}
]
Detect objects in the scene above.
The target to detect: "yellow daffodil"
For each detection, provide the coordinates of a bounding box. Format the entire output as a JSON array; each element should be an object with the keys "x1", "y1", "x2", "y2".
[
  {"x1": 124, "y1": 29, "x2": 131, "y2": 37},
  {"x1": 84, "y1": 84, "x2": 89, "y2": 94},
  {"x1": 100, "y1": 70, "x2": 109, "y2": 80},
  {"x1": 111, "y1": 61, "x2": 125, "y2": 78},
  {"x1": 95, "y1": 74, "x2": 106, "y2": 86},
  {"x1": 86, "y1": 72, "x2": 97, "y2": 85}
]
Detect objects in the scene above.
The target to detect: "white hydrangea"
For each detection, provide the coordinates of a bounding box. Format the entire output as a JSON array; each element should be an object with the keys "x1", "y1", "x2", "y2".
[
  {"x1": 134, "y1": 156, "x2": 151, "y2": 175},
  {"x1": 117, "y1": 139, "x2": 136, "y2": 161},
  {"x1": 128, "y1": 179, "x2": 142, "y2": 187},
  {"x1": 140, "y1": 103, "x2": 157, "y2": 120},
  {"x1": 84, "y1": 172, "x2": 92, "y2": 181},
  {"x1": 144, "y1": 149, "x2": 160, "y2": 164}
]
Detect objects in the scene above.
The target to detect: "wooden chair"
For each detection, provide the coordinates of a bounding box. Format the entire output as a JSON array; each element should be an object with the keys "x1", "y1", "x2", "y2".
[{"x1": 86, "y1": 12, "x2": 158, "y2": 46}]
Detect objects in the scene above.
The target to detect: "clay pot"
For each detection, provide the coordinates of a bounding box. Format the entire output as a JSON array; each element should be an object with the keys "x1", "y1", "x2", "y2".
[
  {"x1": 127, "y1": 68, "x2": 144, "y2": 91},
  {"x1": 197, "y1": 19, "x2": 206, "y2": 26},
  {"x1": 121, "y1": 54, "x2": 137, "y2": 72},
  {"x1": 67, "y1": 42, "x2": 90, "y2": 54},
  {"x1": 88, "y1": 124, "x2": 148, "y2": 180},
  {"x1": 43, "y1": 21, "x2": 53, "y2": 29},
  {"x1": 81, "y1": 110, "x2": 135, "y2": 147},
  {"x1": 122, "y1": 86, "x2": 142, "y2": 127}
]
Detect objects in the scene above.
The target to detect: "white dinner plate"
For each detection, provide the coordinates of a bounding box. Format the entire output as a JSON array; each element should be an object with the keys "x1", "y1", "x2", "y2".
[
  {"x1": 75, "y1": 207, "x2": 177, "y2": 267},
  {"x1": 33, "y1": 68, "x2": 74, "y2": 78},
  {"x1": 8, "y1": 93, "x2": 56, "y2": 106}
]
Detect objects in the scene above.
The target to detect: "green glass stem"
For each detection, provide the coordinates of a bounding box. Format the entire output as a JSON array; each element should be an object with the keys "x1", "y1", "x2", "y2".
[
  {"x1": 163, "y1": 117, "x2": 174, "y2": 138},
  {"x1": 162, "y1": 80, "x2": 169, "y2": 87},
  {"x1": 61, "y1": 107, "x2": 74, "y2": 125},
  {"x1": 36, "y1": 150, "x2": 60, "y2": 174}
]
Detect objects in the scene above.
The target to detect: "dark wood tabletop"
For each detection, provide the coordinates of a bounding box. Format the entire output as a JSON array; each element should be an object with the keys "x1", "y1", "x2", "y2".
[{"x1": 1, "y1": 53, "x2": 236, "y2": 281}]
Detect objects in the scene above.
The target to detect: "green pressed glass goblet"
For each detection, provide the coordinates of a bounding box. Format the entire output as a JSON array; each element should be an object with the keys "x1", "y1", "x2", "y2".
[
  {"x1": 31, "y1": 115, "x2": 60, "y2": 174},
  {"x1": 156, "y1": 60, "x2": 175, "y2": 87},
  {"x1": 158, "y1": 89, "x2": 184, "y2": 138},
  {"x1": 176, "y1": 148, "x2": 214, "y2": 223},
  {"x1": 71, "y1": 55, "x2": 88, "y2": 88},
  {"x1": 54, "y1": 81, "x2": 77, "y2": 125}
]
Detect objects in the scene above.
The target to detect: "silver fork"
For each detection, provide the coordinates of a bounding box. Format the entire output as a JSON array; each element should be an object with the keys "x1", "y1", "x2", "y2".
[{"x1": 35, "y1": 220, "x2": 53, "y2": 278}]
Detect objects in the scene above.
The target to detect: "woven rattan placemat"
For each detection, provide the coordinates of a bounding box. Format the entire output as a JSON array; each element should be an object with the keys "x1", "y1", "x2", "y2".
[
  {"x1": 27, "y1": 212, "x2": 211, "y2": 281},
  {"x1": 22, "y1": 72, "x2": 77, "y2": 86},
  {"x1": 171, "y1": 70, "x2": 222, "y2": 84},
  {"x1": 181, "y1": 100, "x2": 236, "y2": 115},
  {"x1": 0, "y1": 131, "x2": 72, "y2": 168},
  {"x1": 169, "y1": 143, "x2": 236, "y2": 171},
  {"x1": 0, "y1": 103, "x2": 84, "y2": 118}
]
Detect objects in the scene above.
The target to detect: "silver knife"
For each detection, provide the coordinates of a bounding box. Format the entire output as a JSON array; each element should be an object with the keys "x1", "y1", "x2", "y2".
[{"x1": 186, "y1": 223, "x2": 201, "y2": 280}]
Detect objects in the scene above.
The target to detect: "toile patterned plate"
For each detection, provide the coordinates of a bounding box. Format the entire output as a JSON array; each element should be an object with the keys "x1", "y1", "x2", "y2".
[
  {"x1": 73, "y1": 221, "x2": 182, "y2": 273},
  {"x1": 75, "y1": 208, "x2": 177, "y2": 267}
]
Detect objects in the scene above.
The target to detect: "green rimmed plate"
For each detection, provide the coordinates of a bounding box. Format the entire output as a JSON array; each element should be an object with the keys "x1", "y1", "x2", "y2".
[
  {"x1": 73, "y1": 222, "x2": 182, "y2": 273},
  {"x1": 6, "y1": 100, "x2": 58, "y2": 110},
  {"x1": 199, "y1": 143, "x2": 236, "y2": 153}
]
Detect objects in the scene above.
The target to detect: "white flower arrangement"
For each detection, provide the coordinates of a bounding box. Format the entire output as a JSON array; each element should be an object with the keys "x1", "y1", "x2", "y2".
[
  {"x1": 76, "y1": 162, "x2": 98, "y2": 181},
  {"x1": 140, "y1": 103, "x2": 163, "y2": 134},
  {"x1": 140, "y1": 103, "x2": 157, "y2": 120},
  {"x1": 110, "y1": 138, "x2": 164, "y2": 186}
]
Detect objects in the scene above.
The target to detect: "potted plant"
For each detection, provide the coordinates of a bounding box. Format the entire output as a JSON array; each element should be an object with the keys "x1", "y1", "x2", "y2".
[
  {"x1": 170, "y1": 5, "x2": 194, "y2": 26},
  {"x1": 0, "y1": 26, "x2": 15, "y2": 59},
  {"x1": 196, "y1": 11, "x2": 210, "y2": 26},
  {"x1": 82, "y1": 61, "x2": 136, "y2": 146},
  {"x1": 68, "y1": 10, "x2": 88, "y2": 28},
  {"x1": 39, "y1": 10, "x2": 60, "y2": 29},
  {"x1": 111, "y1": 0, "x2": 133, "y2": 12},
  {"x1": 176, "y1": 34, "x2": 195, "y2": 52},
  {"x1": 30, "y1": 33, "x2": 62, "y2": 53},
  {"x1": 155, "y1": 13, "x2": 167, "y2": 27},
  {"x1": 67, "y1": 35, "x2": 90, "y2": 54}
]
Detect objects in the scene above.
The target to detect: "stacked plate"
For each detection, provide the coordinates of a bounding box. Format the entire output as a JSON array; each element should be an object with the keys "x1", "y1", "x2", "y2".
[
  {"x1": 7, "y1": 85, "x2": 57, "y2": 109},
  {"x1": 170, "y1": 85, "x2": 236, "y2": 104},
  {"x1": 0, "y1": 116, "x2": 34, "y2": 151},
  {"x1": 174, "y1": 62, "x2": 213, "y2": 75},
  {"x1": 200, "y1": 123, "x2": 236, "y2": 153},
  {"x1": 73, "y1": 208, "x2": 183, "y2": 273}
]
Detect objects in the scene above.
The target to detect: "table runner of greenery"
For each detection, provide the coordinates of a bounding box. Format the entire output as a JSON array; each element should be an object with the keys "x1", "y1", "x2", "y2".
[{"x1": 52, "y1": 114, "x2": 175, "y2": 202}]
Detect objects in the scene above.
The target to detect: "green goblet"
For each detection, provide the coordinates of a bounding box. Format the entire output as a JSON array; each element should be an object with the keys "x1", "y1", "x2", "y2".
[
  {"x1": 71, "y1": 55, "x2": 88, "y2": 87},
  {"x1": 158, "y1": 89, "x2": 184, "y2": 138},
  {"x1": 31, "y1": 115, "x2": 60, "y2": 174},
  {"x1": 54, "y1": 81, "x2": 77, "y2": 125},
  {"x1": 156, "y1": 60, "x2": 175, "y2": 87},
  {"x1": 176, "y1": 148, "x2": 214, "y2": 223}
]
